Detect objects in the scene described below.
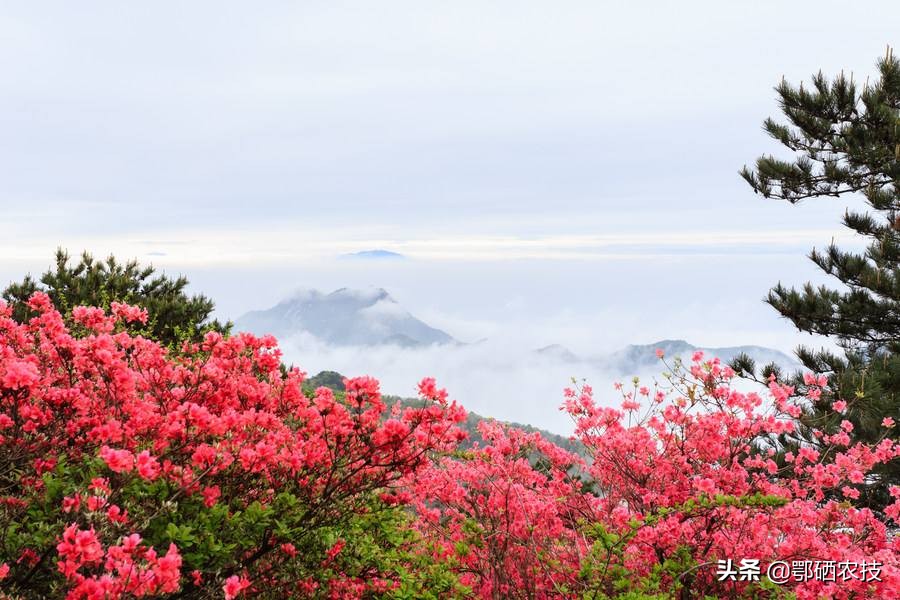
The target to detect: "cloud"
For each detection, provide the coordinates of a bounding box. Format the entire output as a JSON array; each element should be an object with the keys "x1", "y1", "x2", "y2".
[
  {"x1": 1, "y1": 1, "x2": 895, "y2": 246},
  {"x1": 277, "y1": 333, "x2": 615, "y2": 435},
  {"x1": 276, "y1": 331, "x2": 787, "y2": 436},
  {"x1": 0, "y1": 224, "x2": 865, "y2": 267}
]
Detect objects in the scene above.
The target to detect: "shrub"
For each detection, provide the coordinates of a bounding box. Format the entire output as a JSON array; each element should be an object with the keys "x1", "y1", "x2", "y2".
[
  {"x1": 0, "y1": 293, "x2": 466, "y2": 598},
  {"x1": 411, "y1": 353, "x2": 900, "y2": 599}
]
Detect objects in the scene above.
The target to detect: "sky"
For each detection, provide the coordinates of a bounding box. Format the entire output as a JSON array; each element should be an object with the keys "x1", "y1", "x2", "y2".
[{"x1": 1, "y1": 2, "x2": 897, "y2": 429}]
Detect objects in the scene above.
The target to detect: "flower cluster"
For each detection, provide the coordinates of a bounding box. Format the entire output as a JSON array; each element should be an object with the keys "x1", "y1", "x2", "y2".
[
  {"x1": 411, "y1": 353, "x2": 900, "y2": 599},
  {"x1": 566, "y1": 354, "x2": 900, "y2": 598},
  {"x1": 410, "y1": 421, "x2": 593, "y2": 597},
  {"x1": 0, "y1": 294, "x2": 466, "y2": 598},
  {"x1": 57, "y1": 525, "x2": 182, "y2": 597}
]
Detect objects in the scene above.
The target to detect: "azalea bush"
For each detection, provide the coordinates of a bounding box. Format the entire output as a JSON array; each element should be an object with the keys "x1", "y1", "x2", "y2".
[
  {"x1": 0, "y1": 293, "x2": 466, "y2": 598},
  {"x1": 1, "y1": 293, "x2": 899, "y2": 599},
  {"x1": 571, "y1": 354, "x2": 899, "y2": 598},
  {"x1": 410, "y1": 353, "x2": 900, "y2": 599},
  {"x1": 409, "y1": 421, "x2": 594, "y2": 598}
]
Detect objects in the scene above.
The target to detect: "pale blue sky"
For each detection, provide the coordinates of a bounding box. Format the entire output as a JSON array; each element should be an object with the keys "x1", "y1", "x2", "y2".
[{"x1": 1, "y1": 1, "x2": 896, "y2": 362}]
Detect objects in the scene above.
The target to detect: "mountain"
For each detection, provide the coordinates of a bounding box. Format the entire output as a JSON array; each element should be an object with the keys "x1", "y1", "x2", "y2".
[
  {"x1": 235, "y1": 287, "x2": 455, "y2": 347},
  {"x1": 534, "y1": 344, "x2": 581, "y2": 363},
  {"x1": 605, "y1": 339, "x2": 800, "y2": 374},
  {"x1": 303, "y1": 370, "x2": 346, "y2": 392},
  {"x1": 339, "y1": 249, "x2": 405, "y2": 260}
]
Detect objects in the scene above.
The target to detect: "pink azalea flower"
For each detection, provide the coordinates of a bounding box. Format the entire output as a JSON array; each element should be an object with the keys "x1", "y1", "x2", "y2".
[{"x1": 223, "y1": 575, "x2": 251, "y2": 599}]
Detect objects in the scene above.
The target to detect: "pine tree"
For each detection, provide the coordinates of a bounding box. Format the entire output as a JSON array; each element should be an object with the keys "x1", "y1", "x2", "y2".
[
  {"x1": 3, "y1": 249, "x2": 230, "y2": 347},
  {"x1": 734, "y1": 48, "x2": 899, "y2": 515}
]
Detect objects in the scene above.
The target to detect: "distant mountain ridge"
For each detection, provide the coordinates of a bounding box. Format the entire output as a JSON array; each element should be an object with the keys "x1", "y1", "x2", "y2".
[
  {"x1": 605, "y1": 339, "x2": 800, "y2": 373},
  {"x1": 235, "y1": 287, "x2": 455, "y2": 347},
  {"x1": 534, "y1": 344, "x2": 581, "y2": 363},
  {"x1": 339, "y1": 249, "x2": 405, "y2": 260},
  {"x1": 531, "y1": 339, "x2": 799, "y2": 373}
]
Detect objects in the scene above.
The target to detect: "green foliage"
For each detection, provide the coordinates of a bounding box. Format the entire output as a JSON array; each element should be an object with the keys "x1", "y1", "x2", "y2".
[
  {"x1": 303, "y1": 370, "x2": 347, "y2": 394},
  {"x1": 739, "y1": 49, "x2": 900, "y2": 515},
  {"x1": 2, "y1": 249, "x2": 229, "y2": 347},
  {"x1": 2, "y1": 448, "x2": 465, "y2": 599},
  {"x1": 578, "y1": 495, "x2": 793, "y2": 599}
]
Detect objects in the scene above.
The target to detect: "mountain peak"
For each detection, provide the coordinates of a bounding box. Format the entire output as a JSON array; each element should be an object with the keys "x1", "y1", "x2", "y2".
[
  {"x1": 534, "y1": 344, "x2": 581, "y2": 362},
  {"x1": 640, "y1": 339, "x2": 695, "y2": 354},
  {"x1": 654, "y1": 339, "x2": 691, "y2": 347},
  {"x1": 328, "y1": 287, "x2": 391, "y2": 303},
  {"x1": 339, "y1": 249, "x2": 406, "y2": 261},
  {"x1": 236, "y1": 287, "x2": 454, "y2": 347}
]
